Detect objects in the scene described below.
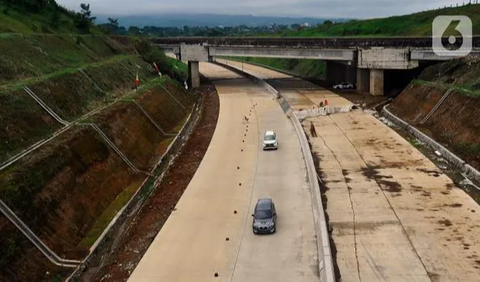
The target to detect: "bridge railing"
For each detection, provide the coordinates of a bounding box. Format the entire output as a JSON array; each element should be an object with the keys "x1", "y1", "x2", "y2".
[{"x1": 152, "y1": 36, "x2": 480, "y2": 48}]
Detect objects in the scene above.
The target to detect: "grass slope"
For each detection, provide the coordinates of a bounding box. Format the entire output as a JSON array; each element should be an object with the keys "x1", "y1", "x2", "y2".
[
  {"x1": 277, "y1": 4, "x2": 480, "y2": 37},
  {"x1": 0, "y1": 2, "x2": 102, "y2": 34}
]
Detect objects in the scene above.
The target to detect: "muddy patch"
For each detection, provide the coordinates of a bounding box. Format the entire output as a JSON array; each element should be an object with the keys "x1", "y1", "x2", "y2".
[
  {"x1": 416, "y1": 168, "x2": 443, "y2": 177},
  {"x1": 438, "y1": 219, "x2": 453, "y2": 227},
  {"x1": 331, "y1": 220, "x2": 398, "y2": 233},
  {"x1": 427, "y1": 272, "x2": 440, "y2": 281},
  {"x1": 361, "y1": 165, "x2": 402, "y2": 192}
]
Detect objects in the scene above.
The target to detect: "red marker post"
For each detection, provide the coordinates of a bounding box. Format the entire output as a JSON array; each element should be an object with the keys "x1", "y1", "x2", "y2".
[
  {"x1": 134, "y1": 74, "x2": 139, "y2": 91},
  {"x1": 153, "y1": 62, "x2": 161, "y2": 76}
]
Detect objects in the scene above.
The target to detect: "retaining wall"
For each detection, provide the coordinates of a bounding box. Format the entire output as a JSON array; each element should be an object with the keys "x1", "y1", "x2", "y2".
[{"x1": 295, "y1": 105, "x2": 355, "y2": 121}]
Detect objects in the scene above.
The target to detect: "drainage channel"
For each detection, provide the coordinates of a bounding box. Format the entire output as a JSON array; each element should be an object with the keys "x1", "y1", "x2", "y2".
[{"x1": 23, "y1": 86, "x2": 69, "y2": 126}]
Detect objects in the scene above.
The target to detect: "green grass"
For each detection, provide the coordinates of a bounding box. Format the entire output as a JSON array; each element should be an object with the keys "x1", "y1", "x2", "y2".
[
  {"x1": 79, "y1": 181, "x2": 141, "y2": 248},
  {"x1": 247, "y1": 4, "x2": 480, "y2": 78},
  {"x1": 160, "y1": 136, "x2": 175, "y2": 147},
  {"x1": 121, "y1": 76, "x2": 169, "y2": 100},
  {"x1": 0, "y1": 3, "x2": 103, "y2": 34},
  {"x1": 172, "y1": 115, "x2": 189, "y2": 133},
  {"x1": 275, "y1": 4, "x2": 480, "y2": 37},
  {"x1": 411, "y1": 79, "x2": 480, "y2": 98},
  {"x1": 452, "y1": 142, "x2": 480, "y2": 155},
  {"x1": 0, "y1": 34, "x2": 138, "y2": 85},
  {"x1": 0, "y1": 54, "x2": 136, "y2": 91}
]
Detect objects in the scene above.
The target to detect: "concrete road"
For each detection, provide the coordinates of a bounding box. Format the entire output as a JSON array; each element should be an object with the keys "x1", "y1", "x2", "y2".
[
  {"x1": 306, "y1": 112, "x2": 480, "y2": 282},
  {"x1": 222, "y1": 59, "x2": 352, "y2": 110},
  {"x1": 223, "y1": 60, "x2": 480, "y2": 281},
  {"x1": 128, "y1": 62, "x2": 319, "y2": 282}
]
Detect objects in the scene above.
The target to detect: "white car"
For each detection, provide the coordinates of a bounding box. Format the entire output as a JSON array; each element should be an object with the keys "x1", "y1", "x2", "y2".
[
  {"x1": 333, "y1": 82, "x2": 355, "y2": 90},
  {"x1": 263, "y1": 131, "x2": 278, "y2": 150}
]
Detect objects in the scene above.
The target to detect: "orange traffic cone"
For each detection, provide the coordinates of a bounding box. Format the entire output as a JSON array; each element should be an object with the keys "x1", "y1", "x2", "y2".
[{"x1": 325, "y1": 99, "x2": 329, "y2": 106}]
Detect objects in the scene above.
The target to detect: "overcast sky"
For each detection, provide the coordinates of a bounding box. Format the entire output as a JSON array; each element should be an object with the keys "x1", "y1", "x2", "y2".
[{"x1": 56, "y1": 0, "x2": 460, "y2": 18}]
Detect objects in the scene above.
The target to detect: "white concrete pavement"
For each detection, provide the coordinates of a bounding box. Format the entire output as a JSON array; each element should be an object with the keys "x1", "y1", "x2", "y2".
[
  {"x1": 306, "y1": 111, "x2": 480, "y2": 282},
  {"x1": 226, "y1": 60, "x2": 480, "y2": 281},
  {"x1": 128, "y1": 62, "x2": 319, "y2": 282}
]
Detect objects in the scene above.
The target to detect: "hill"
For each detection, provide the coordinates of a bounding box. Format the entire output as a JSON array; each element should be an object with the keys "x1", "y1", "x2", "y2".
[
  {"x1": 0, "y1": 1, "x2": 191, "y2": 281},
  {"x1": 279, "y1": 3, "x2": 480, "y2": 37},
  {"x1": 95, "y1": 13, "x2": 349, "y2": 28},
  {"x1": 389, "y1": 57, "x2": 480, "y2": 180},
  {"x1": 235, "y1": 3, "x2": 480, "y2": 85},
  {"x1": 0, "y1": 32, "x2": 189, "y2": 282},
  {"x1": 0, "y1": 0, "x2": 102, "y2": 34}
]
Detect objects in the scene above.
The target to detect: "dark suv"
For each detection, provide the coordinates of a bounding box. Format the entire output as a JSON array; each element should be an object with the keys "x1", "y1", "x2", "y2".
[{"x1": 252, "y1": 198, "x2": 277, "y2": 234}]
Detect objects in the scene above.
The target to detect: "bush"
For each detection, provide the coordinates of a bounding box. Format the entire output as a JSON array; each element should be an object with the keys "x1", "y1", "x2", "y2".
[{"x1": 134, "y1": 39, "x2": 187, "y2": 83}]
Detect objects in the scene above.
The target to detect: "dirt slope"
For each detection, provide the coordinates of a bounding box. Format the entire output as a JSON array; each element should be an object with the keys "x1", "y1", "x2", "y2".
[{"x1": 390, "y1": 57, "x2": 480, "y2": 170}]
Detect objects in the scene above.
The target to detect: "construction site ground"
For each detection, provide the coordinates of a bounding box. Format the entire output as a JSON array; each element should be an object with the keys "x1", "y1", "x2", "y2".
[
  {"x1": 226, "y1": 60, "x2": 480, "y2": 282},
  {"x1": 77, "y1": 60, "x2": 480, "y2": 282},
  {"x1": 129, "y1": 62, "x2": 319, "y2": 282}
]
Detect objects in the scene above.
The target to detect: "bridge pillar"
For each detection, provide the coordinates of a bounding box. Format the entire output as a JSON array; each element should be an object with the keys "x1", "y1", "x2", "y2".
[
  {"x1": 356, "y1": 68, "x2": 370, "y2": 92},
  {"x1": 325, "y1": 61, "x2": 344, "y2": 85},
  {"x1": 346, "y1": 65, "x2": 357, "y2": 85},
  {"x1": 369, "y1": 69, "x2": 384, "y2": 96},
  {"x1": 188, "y1": 61, "x2": 200, "y2": 89}
]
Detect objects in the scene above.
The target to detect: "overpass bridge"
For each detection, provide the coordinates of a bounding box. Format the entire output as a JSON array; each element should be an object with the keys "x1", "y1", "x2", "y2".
[{"x1": 153, "y1": 36, "x2": 480, "y2": 95}]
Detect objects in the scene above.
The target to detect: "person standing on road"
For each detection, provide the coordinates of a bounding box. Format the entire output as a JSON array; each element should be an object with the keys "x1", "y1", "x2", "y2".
[{"x1": 310, "y1": 121, "x2": 317, "y2": 137}]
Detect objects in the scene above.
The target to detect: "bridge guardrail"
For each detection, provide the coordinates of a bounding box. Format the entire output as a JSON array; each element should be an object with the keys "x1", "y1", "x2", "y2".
[{"x1": 153, "y1": 36, "x2": 480, "y2": 48}]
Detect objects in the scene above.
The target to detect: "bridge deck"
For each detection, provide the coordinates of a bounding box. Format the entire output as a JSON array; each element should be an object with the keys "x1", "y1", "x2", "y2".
[{"x1": 151, "y1": 36, "x2": 480, "y2": 48}]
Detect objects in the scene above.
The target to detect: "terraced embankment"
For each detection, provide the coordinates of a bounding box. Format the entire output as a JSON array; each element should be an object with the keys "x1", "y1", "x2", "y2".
[{"x1": 0, "y1": 34, "x2": 194, "y2": 282}]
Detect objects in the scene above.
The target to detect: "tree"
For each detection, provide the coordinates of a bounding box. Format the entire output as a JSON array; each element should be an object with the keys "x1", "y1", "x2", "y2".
[
  {"x1": 80, "y1": 3, "x2": 95, "y2": 23},
  {"x1": 50, "y1": 8, "x2": 60, "y2": 28},
  {"x1": 108, "y1": 17, "x2": 118, "y2": 27},
  {"x1": 128, "y1": 26, "x2": 141, "y2": 35},
  {"x1": 101, "y1": 17, "x2": 119, "y2": 34},
  {"x1": 75, "y1": 3, "x2": 96, "y2": 32}
]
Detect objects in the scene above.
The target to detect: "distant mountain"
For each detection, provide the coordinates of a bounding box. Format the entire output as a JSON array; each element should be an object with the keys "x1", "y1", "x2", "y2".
[{"x1": 95, "y1": 13, "x2": 350, "y2": 28}]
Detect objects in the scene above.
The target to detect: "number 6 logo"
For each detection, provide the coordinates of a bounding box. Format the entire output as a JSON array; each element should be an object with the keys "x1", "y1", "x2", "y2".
[{"x1": 433, "y1": 16, "x2": 472, "y2": 57}]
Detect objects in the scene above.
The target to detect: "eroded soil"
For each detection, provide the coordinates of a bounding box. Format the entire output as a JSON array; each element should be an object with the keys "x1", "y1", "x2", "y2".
[{"x1": 78, "y1": 79, "x2": 219, "y2": 282}]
